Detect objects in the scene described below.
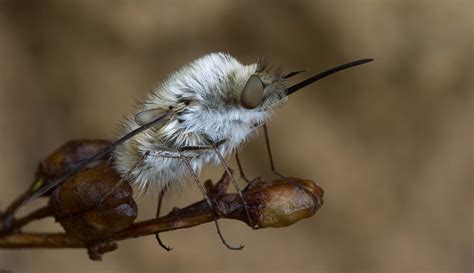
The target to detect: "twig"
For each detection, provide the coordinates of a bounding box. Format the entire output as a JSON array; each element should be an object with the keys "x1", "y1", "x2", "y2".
[
  {"x1": 0, "y1": 195, "x2": 232, "y2": 248},
  {"x1": 0, "y1": 176, "x2": 324, "y2": 260},
  {"x1": 11, "y1": 206, "x2": 53, "y2": 231}
]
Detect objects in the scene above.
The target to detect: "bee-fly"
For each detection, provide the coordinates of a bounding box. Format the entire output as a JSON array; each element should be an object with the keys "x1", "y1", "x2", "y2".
[{"x1": 7, "y1": 53, "x2": 372, "y2": 250}]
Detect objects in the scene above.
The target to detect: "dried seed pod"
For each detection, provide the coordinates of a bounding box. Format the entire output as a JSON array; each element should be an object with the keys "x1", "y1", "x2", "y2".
[
  {"x1": 49, "y1": 163, "x2": 137, "y2": 242},
  {"x1": 37, "y1": 139, "x2": 110, "y2": 180},
  {"x1": 0, "y1": 140, "x2": 112, "y2": 235},
  {"x1": 242, "y1": 177, "x2": 324, "y2": 228},
  {"x1": 31, "y1": 140, "x2": 111, "y2": 197}
]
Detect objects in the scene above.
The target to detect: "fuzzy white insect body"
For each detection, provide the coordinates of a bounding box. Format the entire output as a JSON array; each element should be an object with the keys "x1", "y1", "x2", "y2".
[{"x1": 113, "y1": 53, "x2": 288, "y2": 193}]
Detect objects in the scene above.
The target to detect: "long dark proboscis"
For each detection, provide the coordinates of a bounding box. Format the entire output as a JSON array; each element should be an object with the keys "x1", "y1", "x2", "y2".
[{"x1": 286, "y1": 58, "x2": 373, "y2": 95}]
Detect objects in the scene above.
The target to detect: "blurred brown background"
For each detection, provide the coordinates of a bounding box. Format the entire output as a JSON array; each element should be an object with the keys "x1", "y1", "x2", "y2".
[{"x1": 0, "y1": 1, "x2": 472, "y2": 272}]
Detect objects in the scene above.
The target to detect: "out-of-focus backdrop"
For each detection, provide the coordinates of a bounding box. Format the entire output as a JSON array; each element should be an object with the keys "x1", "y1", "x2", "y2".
[{"x1": 0, "y1": 1, "x2": 472, "y2": 272}]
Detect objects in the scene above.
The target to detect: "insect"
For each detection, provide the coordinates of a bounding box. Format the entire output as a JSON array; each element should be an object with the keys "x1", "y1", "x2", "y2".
[{"x1": 3, "y1": 53, "x2": 372, "y2": 249}]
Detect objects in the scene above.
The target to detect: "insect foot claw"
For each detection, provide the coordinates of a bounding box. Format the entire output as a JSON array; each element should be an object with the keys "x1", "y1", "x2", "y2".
[
  {"x1": 155, "y1": 233, "x2": 173, "y2": 251},
  {"x1": 225, "y1": 243, "x2": 245, "y2": 251}
]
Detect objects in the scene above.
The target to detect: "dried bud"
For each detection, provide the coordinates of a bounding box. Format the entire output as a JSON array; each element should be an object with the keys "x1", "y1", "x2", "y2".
[
  {"x1": 49, "y1": 163, "x2": 137, "y2": 242},
  {"x1": 30, "y1": 140, "x2": 110, "y2": 197},
  {"x1": 242, "y1": 177, "x2": 324, "y2": 228},
  {"x1": 37, "y1": 139, "x2": 110, "y2": 179}
]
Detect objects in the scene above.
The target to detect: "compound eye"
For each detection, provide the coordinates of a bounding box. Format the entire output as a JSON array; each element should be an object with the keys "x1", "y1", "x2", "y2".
[{"x1": 240, "y1": 75, "x2": 264, "y2": 109}]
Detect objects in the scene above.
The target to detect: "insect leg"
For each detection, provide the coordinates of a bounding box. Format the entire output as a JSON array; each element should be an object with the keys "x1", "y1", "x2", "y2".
[
  {"x1": 179, "y1": 139, "x2": 226, "y2": 152},
  {"x1": 211, "y1": 144, "x2": 255, "y2": 228},
  {"x1": 98, "y1": 151, "x2": 150, "y2": 205},
  {"x1": 155, "y1": 184, "x2": 173, "y2": 251},
  {"x1": 262, "y1": 125, "x2": 313, "y2": 196},
  {"x1": 234, "y1": 152, "x2": 250, "y2": 183},
  {"x1": 262, "y1": 124, "x2": 285, "y2": 178},
  {"x1": 179, "y1": 152, "x2": 244, "y2": 250},
  {"x1": 262, "y1": 124, "x2": 287, "y2": 179},
  {"x1": 178, "y1": 140, "x2": 254, "y2": 227},
  {"x1": 283, "y1": 69, "x2": 309, "y2": 79},
  {"x1": 230, "y1": 121, "x2": 266, "y2": 185}
]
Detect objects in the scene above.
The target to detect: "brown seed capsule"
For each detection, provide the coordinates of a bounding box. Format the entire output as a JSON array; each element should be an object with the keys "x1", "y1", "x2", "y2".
[
  {"x1": 243, "y1": 177, "x2": 324, "y2": 228},
  {"x1": 30, "y1": 140, "x2": 111, "y2": 197},
  {"x1": 37, "y1": 139, "x2": 111, "y2": 180},
  {"x1": 48, "y1": 163, "x2": 137, "y2": 242}
]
